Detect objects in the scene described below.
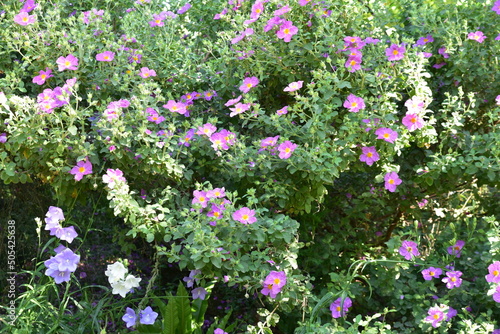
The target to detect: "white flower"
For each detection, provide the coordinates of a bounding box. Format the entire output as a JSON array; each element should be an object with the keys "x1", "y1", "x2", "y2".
[
  {"x1": 124, "y1": 274, "x2": 141, "y2": 290},
  {"x1": 111, "y1": 280, "x2": 131, "y2": 298},
  {"x1": 105, "y1": 262, "x2": 128, "y2": 284}
]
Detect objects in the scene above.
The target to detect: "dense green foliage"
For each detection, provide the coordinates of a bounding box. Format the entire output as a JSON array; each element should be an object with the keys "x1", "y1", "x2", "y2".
[{"x1": 0, "y1": 0, "x2": 499, "y2": 333}]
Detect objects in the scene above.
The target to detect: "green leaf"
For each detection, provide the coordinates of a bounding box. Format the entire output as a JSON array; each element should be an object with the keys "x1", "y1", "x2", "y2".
[
  {"x1": 175, "y1": 283, "x2": 192, "y2": 334},
  {"x1": 68, "y1": 125, "x2": 78, "y2": 136},
  {"x1": 163, "y1": 298, "x2": 179, "y2": 334}
]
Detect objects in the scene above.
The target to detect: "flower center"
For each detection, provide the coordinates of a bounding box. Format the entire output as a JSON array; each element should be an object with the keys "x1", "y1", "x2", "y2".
[
  {"x1": 366, "y1": 152, "x2": 373, "y2": 158},
  {"x1": 78, "y1": 167, "x2": 86, "y2": 173},
  {"x1": 389, "y1": 179, "x2": 395, "y2": 185},
  {"x1": 284, "y1": 28, "x2": 290, "y2": 34},
  {"x1": 393, "y1": 50, "x2": 399, "y2": 55},
  {"x1": 242, "y1": 214, "x2": 249, "y2": 220},
  {"x1": 493, "y1": 270, "x2": 499, "y2": 276},
  {"x1": 273, "y1": 278, "x2": 281, "y2": 285}
]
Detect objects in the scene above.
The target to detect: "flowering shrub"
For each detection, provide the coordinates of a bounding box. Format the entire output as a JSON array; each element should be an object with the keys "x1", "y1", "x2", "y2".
[{"x1": 0, "y1": 0, "x2": 499, "y2": 332}]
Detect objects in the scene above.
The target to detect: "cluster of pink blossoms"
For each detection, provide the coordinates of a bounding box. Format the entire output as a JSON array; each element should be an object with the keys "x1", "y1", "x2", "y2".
[
  {"x1": 148, "y1": 11, "x2": 177, "y2": 27},
  {"x1": 261, "y1": 271, "x2": 286, "y2": 298},
  {"x1": 191, "y1": 188, "x2": 231, "y2": 226},
  {"x1": 13, "y1": 0, "x2": 37, "y2": 26},
  {"x1": 102, "y1": 168, "x2": 127, "y2": 189},
  {"x1": 341, "y1": 36, "x2": 378, "y2": 72},
  {"x1": 424, "y1": 304, "x2": 457, "y2": 328},
  {"x1": 259, "y1": 136, "x2": 297, "y2": 159},
  {"x1": 36, "y1": 78, "x2": 77, "y2": 114},
  {"x1": 103, "y1": 99, "x2": 130, "y2": 121}
]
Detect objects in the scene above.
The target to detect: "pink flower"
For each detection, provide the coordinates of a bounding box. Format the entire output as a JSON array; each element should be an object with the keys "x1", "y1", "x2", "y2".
[
  {"x1": 196, "y1": 123, "x2": 217, "y2": 137},
  {"x1": 385, "y1": 44, "x2": 406, "y2": 61},
  {"x1": 493, "y1": 0, "x2": 500, "y2": 14},
  {"x1": 467, "y1": 31, "x2": 486, "y2": 43},
  {"x1": 422, "y1": 267, "x2": 442, "y2": 281},
  {"x1": 149, "y1": 13, "x2": 165, "y2": 27},
  {"x1": 32, "y1": 68, "x2": 53, "y2": 85},
  {"x1": 145, "y1": 108, "x2": 164, "y2": 124},
  {"x1": 261, "y1": 271, "x2": 286, "y2": 298},
  {"x1": 402, "y1": 113, "x2": 424, "y2": 131},
  {"x1": 442, "y1": 271, "x2": 462, "y2": 289},
  {"x1": 425, "y1": 306, "x2": 445, "y2": 328},
  {"x1": 416, "y1": 35, "x2": 434, "y2": 46},
  {"x1": 438, "y1": 47, "x2": 450, "y2": 58},
  {"x1": 359, "y1": 146, "x2": 379, "y2": 166},
  {"x1": 276, "y1": 20, "x2": 298, "y2": 42},
  {"x1": 283, "y1": 81, "x2": 303, "y2": 92},
  {"x1": 232, "y1": 207, "x2": 257, "y2": 224},
  {"x1": 384, "y1": 171, "x2": 402, "y2": 192},
  {"x1": 210, "y1": 133, "x2": 229, "y2": 151},
  {"x1": 57, "y1": 54, "x2": 79, "y2": 71},
  {"x1": 224, "y1": 95, "x2": 242, "y2": 107},
  {"x1": 496, "y1": 95, "x2": 500, "y2": 106},
  {"x1": 344, "y1": 36, "x2": 365, "y2": 49},
  {"x1": 486, "y1": 261, "x2": 500, "y2": 283},
  {"x1": 250, "y1": 1, "x2": 264, "y2": 20},
  {"x1": 399, "y1": 240, "x2": 419, "y2": 260},
  {"x1": 177, "y1": 3, "x2": 192, "y2": 14},
  {"x1": 447, "y1": 240, "x2": 465, "y2": 258},
  {"x1": 179, "y1": 129, "x2": 195, "y2": 147},
  {"x1": 69, "y1": 159, "x2": 92, "y2": 181},
  {"x1": 330, "y1": 297, "x2": 352, "y2": 318},
  {"x1": 163, "y1": 100, "x2": 187, "y2": 115},
  {"x1": 192, "y1": 190, "x2": 209, "y2": 208},
  {"x1": 229, "y1": 102, "x2": 250, "y2": 117},
  {"x1": 276, "y1": 106, "x2": 288, "y2": 115},
  {"x1": 298, "y1": 0, "x2": 312, "y2": 6},
  {"x1": 343, "y1": 94, "x2": 365, "y2": 112},
  {"x1": 405, "y1": 96, "x2": 425, "y2": 113},
  {"x1": 375, "y1": 128, "x2": 398, "y2": 143},
  {"x1": 239, "y1": 77, "x2": 259, "y2": 93},
  {"x1": 345, "y1": 56, "x2": 362, "y2": 72},
  {"x1": 14, "y1": 11, "x2": 36, "y2": 25},
  {"x1": 96, "y1": 51, "x2": 115, "y2": 62},
  {"x1": 139, "y1": 67, "x2": 157, "y2": 78},
  {"x1": 278, "y1": 141, "x2": 297, "y2": 159}
]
